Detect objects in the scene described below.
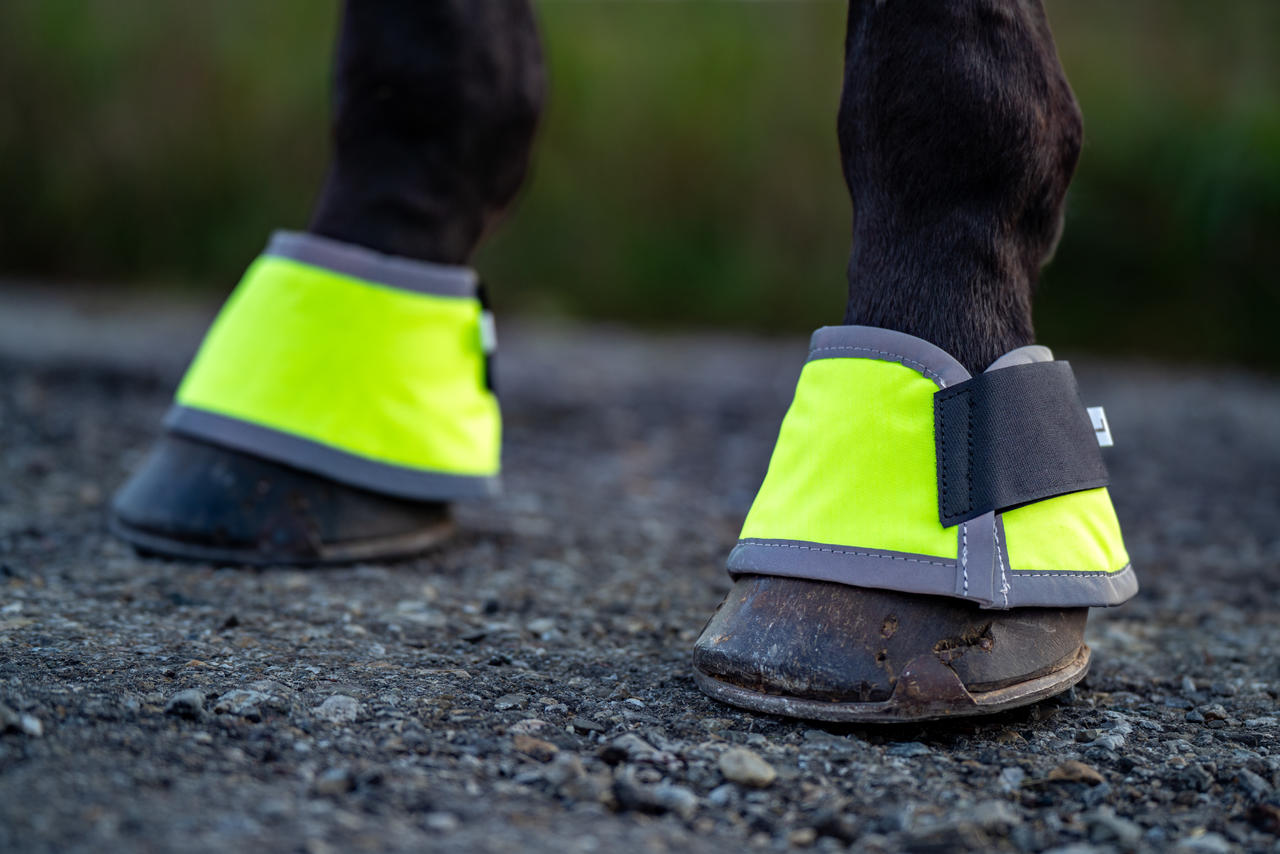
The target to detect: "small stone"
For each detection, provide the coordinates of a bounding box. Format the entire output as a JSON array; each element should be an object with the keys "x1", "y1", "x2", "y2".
[
  {"x1": 1185, "y1": 710, "x2": 1205, "y2": 723},
  {"x1": 494, "y1": 693, "x2": 527, "y2": 711},
  {"x1": 570, "y1": 717, "x2": 605, "y2": 734},
  {"x1": 652, "y1": 783, "x2": 699, "y2": 820},
  {"x1": 599, "y1": 733, "x2": 657, "y2": 765},
  {"x1": 998, "y1": 767, "x2": 1026, "y2": 792},
  {"x1": 1199, "y1": 703, "x2": 1228, "y2": 722},
  {"x1": 718, "y1": 747, "x2": 777, "y2": 788},
  {"x1": 423, "y1": 812, "x2": 459, "y2": 832},
  {"x1": 513, "y1": 733, "x2": 559, "y2": 762},
  {"x1": 18, "y1": 714, "x2": 42, "y2": 737},
  {"x1": 164, "y1": 689, "x2": 206, "y2": 719},
  {"x1": 509, "y1": 718, "x2": 550, "y2": 735},
  {"x1": 1083, "y1": 807, "x2": 1142, "y2": 847},
  {"x1": 1048, "y1": 760, "x2": 1105, "y2": 785},
  {"x1": 1180, "y1": 676, "x2": 1197, "y2": 693},
  {"x1": 614, "y1": 768, "x2": 698, "y2": 819},
  {"x1": 312, "y1": 695, "x2": 359, "y2": 724},
  {"x1": 1171, "y1": 764, "x2": 1214, "y2": 793},
  {"x1": 969, "y1": 799, "x2": 1021, "y2": 830},
  {"x1": 213, "y1": 689, "x2": 270, "y2": 717},
  {"x1": 1089, "y1": 733, "x2": 1125, "y2": 751},
  {"x1": 314, "y1": 767, "x2": 354, "y2": 795},
  {"x1": 1236, "y1": 768, "x2": 1271, "y2": 800},
  {"x1": 787, "y1": 828, "x2": 818, "y2": 847},
  {"x1": 706, "y1": 783, "x2": 735, "y2": 808},
  {"x1": 886, "y1": 741, "x2": 931, "y2": 758},
  {"x1": 1172, "y1": 832, "x2": 1233, "y2": 853}
]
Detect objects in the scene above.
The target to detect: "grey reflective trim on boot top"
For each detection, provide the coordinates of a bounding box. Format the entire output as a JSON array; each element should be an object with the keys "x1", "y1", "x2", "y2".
[
  {"x1": 805, "y1": 325, "x2": 971, "y2": 388},
  {"x1": 728, "y1": 537, "x2": 1136, "y2": 609},
  {"x1": 265, "y1": 230, "x2": 479, "y2": 298}
]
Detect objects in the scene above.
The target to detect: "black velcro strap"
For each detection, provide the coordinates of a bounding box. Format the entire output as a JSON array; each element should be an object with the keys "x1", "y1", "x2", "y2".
[{"x1": 934, "y1": 361, "x2": 1109, "y2": 527}]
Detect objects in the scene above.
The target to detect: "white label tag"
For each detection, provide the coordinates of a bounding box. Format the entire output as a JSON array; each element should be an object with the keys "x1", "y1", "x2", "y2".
[
  {"x1": 479, "y1": 311, "x2": 497, "y2": 354},
  {"x1": 1087, "y1": 406, "x2": 1114, "y2": 448}
]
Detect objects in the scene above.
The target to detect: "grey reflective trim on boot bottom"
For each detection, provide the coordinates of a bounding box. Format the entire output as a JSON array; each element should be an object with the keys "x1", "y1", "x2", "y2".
[
  {"x1": 164, "y1": 406, "x2": 500, "y2": 502},
  {"x1": 265, "y1": 231, "x2": 479, "y2": 298},
  {"x1": 728, "y1": 537, "x2": 1136, "y2": 609},
  {"x1": 805, "y1": 325, "x2": 971, "y2": 389}
]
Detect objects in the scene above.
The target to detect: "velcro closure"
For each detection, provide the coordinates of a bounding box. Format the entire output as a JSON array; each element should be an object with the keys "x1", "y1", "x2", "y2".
[{"x1": 935, "y1": 361, "x2": 1109, "y2": 527}]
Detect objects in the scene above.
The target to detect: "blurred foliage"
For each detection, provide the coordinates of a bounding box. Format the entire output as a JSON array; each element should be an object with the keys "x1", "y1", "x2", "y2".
[{"x1": 0, "y1": 1, "x2": 1276, "y2": 368}]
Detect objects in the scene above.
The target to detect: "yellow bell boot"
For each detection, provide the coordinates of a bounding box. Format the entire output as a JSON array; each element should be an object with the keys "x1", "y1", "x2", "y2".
[
  {"x1": 111, "y1": 231, "x2": 499, "y2": 565},
  {"x1": 693, "y1": 324, "x2": 1135, "y2": 721}
]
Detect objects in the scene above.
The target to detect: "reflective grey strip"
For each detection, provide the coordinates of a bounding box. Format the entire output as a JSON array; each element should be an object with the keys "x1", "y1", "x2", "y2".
[
  {"x1": 806, "y1": 325, "x2": 971, "y2": 388},
  {"x1": 164, "y1": 405, "x2": 499, "y2": 501},
  {"x1": 728, "y1": 537, "x2": 1135, "y2": 609},
  {"x1": 264, "y1": 231, "x2": 479, "y2": 298}
]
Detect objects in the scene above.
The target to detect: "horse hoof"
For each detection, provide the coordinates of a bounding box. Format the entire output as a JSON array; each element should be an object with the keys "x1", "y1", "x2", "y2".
[
  {"x1": 692, "y1": 574, "x2": 1089, "y2": 722},
  {"x1": 110, "y1": 434, "x2": 453, "y2": 566}
]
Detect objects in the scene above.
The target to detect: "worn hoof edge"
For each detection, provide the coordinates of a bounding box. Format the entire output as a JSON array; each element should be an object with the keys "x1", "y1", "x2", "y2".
[
  {"x1": 693, "y1": 644, "x2": 1090, "y2": 723},
  {"x1": 108, "y1": 514, "x2": 455, "y2": 568}
]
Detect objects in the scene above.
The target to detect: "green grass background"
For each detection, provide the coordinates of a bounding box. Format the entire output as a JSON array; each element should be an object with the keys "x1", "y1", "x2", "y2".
[{"x1": 1, "y1": 1, "x2": 1276, "y2": 368}]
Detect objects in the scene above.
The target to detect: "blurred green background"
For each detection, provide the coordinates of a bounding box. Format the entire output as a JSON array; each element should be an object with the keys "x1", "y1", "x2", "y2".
[{"x1": 1, "y1": 1, "x2": 1276, "y2": 368}]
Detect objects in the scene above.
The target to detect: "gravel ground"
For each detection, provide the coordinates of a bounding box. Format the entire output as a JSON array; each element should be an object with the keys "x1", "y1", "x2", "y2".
[{"x1": 1, "y1": 290, "x2": 1279, "y2": 853}]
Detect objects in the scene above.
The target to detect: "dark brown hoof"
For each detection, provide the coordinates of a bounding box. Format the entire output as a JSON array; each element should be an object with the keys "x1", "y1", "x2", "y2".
[
  {"x1": 110, "y1": 434, "x2": 453, "y2": 566},
  {"x1": 692, "y1": 574, "x2": 1089, "y2": 722}
]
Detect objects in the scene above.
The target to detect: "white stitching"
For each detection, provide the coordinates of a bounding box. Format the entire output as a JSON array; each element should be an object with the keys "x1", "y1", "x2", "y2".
[
  {"x1": 995, "y1": 519, "x2": 1010, "y2": 608},
  {"x1": 960, "y1": 523, "x2": 969, "y2": 595},
  {"x1": 1008, "y1": 568, "x2": 1132, "y2": 579},
  {"x1": 737, "y1": 539, "x2": 953, "y2": 567},
  {"x1": 807, "y1": 345, "x2": 948, "y2": 386}
]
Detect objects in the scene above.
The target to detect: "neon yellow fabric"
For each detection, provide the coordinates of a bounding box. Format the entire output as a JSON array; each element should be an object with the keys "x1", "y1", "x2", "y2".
[
  {"x1": 739, "y1": 353, "x2": 1130, "y2": 581},
  {"x1": 176, "y1": 255, "x2": 499, "y2": 476},
  {"x1": 741, "y1": 358, "x2": 958, "y2": 558},
  {"x1": 1002, "y1": 487, "x2": 1129, "y2": 573}
]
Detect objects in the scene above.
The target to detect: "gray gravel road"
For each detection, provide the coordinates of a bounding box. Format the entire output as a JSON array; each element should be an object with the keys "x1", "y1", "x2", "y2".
[{"x1": 2, "y1": 290, "x2": 1279, "y2": 853}]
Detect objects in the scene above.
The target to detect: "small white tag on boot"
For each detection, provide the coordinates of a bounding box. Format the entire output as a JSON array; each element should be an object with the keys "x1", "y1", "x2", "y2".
[
  {"x1": 479, "y1": 311, "x2": 497, "y2": 354},
  {"x1": 1087, "y1": 406, "x2": 1114, "y2": 447}
]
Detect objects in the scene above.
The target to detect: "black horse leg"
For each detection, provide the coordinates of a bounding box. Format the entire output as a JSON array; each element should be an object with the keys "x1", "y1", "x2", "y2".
[
  {"x1": 111, "y1": 1, "x2": 546, "y2": 564},
  {"x1": 693, "y1": 0, "x2": 1093, "y2": 720},
  {"x1": 839, "y1": 0, "x2": 1081, "y2": 373},
  {"x1": 310, "y1": 0, "x2": 545, "y2": 264}
]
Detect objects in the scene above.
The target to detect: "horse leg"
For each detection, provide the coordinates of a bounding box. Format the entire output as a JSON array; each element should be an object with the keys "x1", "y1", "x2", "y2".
[
  {"x1": 110, "y1": 1, "x2": 545, "y2": 564},
  {"x1": 693, "y1": 0, "x2": 1102, "y2": 720}
]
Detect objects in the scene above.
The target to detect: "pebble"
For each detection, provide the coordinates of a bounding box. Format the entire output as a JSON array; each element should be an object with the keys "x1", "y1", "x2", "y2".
[
  {"x1": 312, "y1": 695, "x2": 359, "y2": 724},
  {"x1": 600, "y1": 733, "x2": 657, "y2": 765},
  {"x1": 718, "y1": 747, "x2": 777, "y2": 788},
  {"x1": 513, "y1": 733, "x2": 559, "y2": 762},
  {"x1": 886, "y1": 741, "x2": 930, "y2": 758},
  {"x1": 1047, "y1": 761, "x2": 1104, "y2": 785},
  {"x1": 1235, "y1": 768, "x2": 1271, "y2": 800},
  {"x1": 1172, "y1": 832, "x2": 1233, "y2": 853},
  {"x1": 494, "y1": 693, "x2": 527, "y2": 711},
  {"x1": 423, "y1": 812, "x2": 460, "y2": 833},
  {"x1": 212, "y1": 689, "x2": 270, "y2": 717},
  {"x1": 614, "y1": 768, "x2": 698, "y2": 819},
  {"x1": 968, "y1": 799, "x2": 1021, "y2": 830},
  {"x1": 1083, "y1": 807, "x2": 1142, "y2": 847},
  {"x1": 570, "y1": 717, "x2": 605, "y2": 734},
  {"x1": 164, "y1": 689, "x2": 206, "y2": 719},
  {"x1": 998, "y1": 767, "x2": 1026, "y2": 792},
  {"x1": 314, "y1": 767, "x2": 354, "y2": 795}
]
